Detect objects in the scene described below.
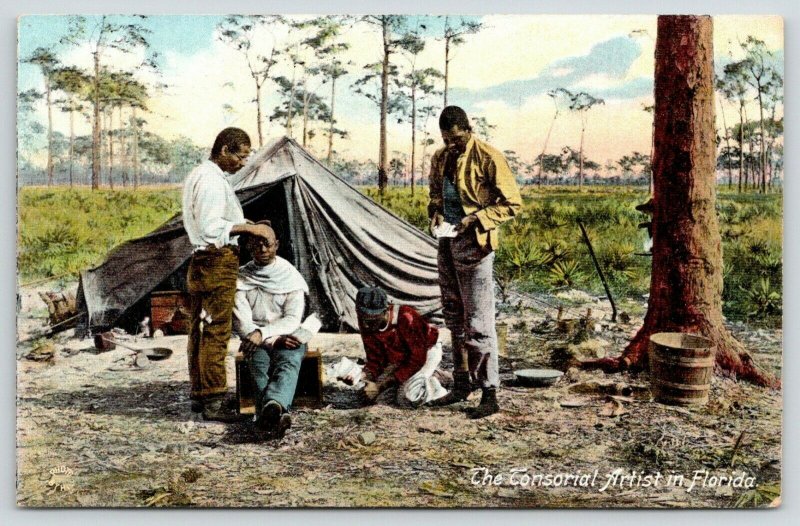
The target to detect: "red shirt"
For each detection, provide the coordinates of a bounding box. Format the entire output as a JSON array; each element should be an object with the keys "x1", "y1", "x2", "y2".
[{"x1": 361, "y1": 305, "x2": 439, "y2": 384}]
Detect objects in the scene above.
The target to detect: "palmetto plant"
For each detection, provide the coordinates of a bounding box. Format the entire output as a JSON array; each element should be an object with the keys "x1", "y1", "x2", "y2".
[
  {"x1": 743, "y1": 278, "x2": 782, "y2": 316},
  {"x1": 549, "y1": 259, "x2": 585, "y2": 288}
]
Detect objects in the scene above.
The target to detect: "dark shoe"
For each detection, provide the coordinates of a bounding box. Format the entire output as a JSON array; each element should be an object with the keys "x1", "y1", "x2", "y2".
[
  {"x1": 257, "y1": 399, "x2": 283, "y2": 432},
  {"x1": 466, "y1": 387, "x2": 500, "y2": 419},
  {"x1": 202, "y1": 397, "x2": 240, "y2": 423},
  {"x1": 190, "y1": 400, "x2": 203, "y2": 413},
  {"x1": 428, "y1": 371, "x2": 472, "y2": 407}
]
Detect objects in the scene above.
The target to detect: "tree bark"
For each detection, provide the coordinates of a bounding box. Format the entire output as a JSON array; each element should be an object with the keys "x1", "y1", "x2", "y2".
[{"x1": 581, "y1": 15, "x2": 777, "y2": 388}]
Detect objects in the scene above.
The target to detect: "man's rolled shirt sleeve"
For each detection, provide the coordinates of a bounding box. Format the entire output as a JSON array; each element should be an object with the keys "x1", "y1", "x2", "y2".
[{"x1": 473, "y1": 154, "x2": 523, "y2": 232}]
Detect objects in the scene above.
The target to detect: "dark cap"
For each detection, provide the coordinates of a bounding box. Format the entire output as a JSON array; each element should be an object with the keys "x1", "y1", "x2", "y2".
[{"x1": 356, "y1": 286, "x2": 388, "y2": 316}]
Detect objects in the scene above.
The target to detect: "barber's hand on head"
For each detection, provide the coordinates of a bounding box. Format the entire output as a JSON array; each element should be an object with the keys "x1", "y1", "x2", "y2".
[
  {"x1": 430, "y1": 212, "x2": 444, "y2": 234},
  {"x1": 455, "y1": 214, "x2": 479, "y2": 234},
  {"x1": 274, "y1": 335, "x2": 302, "y2": 350},
  {"x1": 248, "y1": 223, "x2": 273, "y2": 239},
  {"x1": 246, "y1": 330, "x2": 263, "y2": 346}
]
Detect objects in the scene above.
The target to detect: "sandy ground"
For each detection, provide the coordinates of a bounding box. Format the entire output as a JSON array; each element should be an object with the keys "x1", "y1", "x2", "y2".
[{"x1": 15, "y1": 285, "x2": 782, "y2": 508}]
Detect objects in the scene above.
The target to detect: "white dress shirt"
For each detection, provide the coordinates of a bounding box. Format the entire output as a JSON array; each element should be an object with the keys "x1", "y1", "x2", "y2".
[{"x1": 182, "y1": 160, "x2": 245, "y2": 250}]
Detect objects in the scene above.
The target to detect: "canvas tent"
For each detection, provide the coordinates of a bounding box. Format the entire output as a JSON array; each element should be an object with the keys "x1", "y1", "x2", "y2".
[{"x1": 77, "y1": 137, "x2": 442, "y2": 334}]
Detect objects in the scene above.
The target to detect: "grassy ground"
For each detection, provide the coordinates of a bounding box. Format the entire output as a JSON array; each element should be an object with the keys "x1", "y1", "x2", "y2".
[{"x1": 17, "y1": 185, "x2": 782, "y2": 326}]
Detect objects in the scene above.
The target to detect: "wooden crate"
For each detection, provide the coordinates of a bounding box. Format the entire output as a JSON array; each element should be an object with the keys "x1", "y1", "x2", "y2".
[
  {"x1": 236, "y1": 349, "x2": 324, "y2": 415},
  {"x1": 150, "y1": 291, "x2": 189, "y2": 334}
]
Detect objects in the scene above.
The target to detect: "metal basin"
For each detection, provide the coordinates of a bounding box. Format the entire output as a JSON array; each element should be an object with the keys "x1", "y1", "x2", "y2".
[
  {"x1": 514, "y1": 368, "x2": 564, "y2": 387},
  {"x1": 142, "y1": 347, "x2": 173, "y2": 361}
]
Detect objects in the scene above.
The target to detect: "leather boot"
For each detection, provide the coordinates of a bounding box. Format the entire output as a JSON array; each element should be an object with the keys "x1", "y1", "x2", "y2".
[
  {"x1": 428, "y1": 371, "x2": 473, "y2": 406},
  {"x1": 466, "y1": 387, "x2": 500, "y2": 419},
  {"x1": 202, "y1": 396, "x2": 241, "y2": 423}
]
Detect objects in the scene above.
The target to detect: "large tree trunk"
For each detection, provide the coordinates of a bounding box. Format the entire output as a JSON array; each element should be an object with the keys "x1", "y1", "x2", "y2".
[
  {"x1": 378, "y1": 18, "x2": 390, "y2": 196},
  {"x1": 91, "y1": 52, "x2": 101, "y2": 190},
  {"x1": 581, "y1": 15, "x2": 777, "y2": 388}
]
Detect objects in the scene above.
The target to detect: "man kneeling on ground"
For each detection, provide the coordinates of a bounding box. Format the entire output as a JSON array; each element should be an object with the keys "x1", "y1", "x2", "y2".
[
  {"x1": 354, "y1": 286, "x2": 450, "y2": 407},
  {"x1": 233, "y1": 222, "x2": 308, "y2": 437}
]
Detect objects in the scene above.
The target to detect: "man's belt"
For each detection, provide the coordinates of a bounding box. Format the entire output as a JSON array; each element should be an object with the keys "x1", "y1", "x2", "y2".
[{"x1": 193, "y1": 244, "x2": 239, "y2": 255}]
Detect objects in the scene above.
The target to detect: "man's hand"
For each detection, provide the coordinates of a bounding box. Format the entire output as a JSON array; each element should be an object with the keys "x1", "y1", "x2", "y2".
[
  {"x1": 247, "y1": 222, "x2": 274, "y2": 240},
  {"x1": 246, "y1": 330, "x2": 263, "y2": 346},
  {"x1": 430, "y1": 212, "x2": 444, "y2": 234},
  {"x1": 363, "y1": 380, "x2": 380, "y2": 402},
  {"x1": 274, "y1": 335, "x2": 302, "y2": 350},
  {"x1": 455, "y1": 214, "x2": 479, "y2": 234}
]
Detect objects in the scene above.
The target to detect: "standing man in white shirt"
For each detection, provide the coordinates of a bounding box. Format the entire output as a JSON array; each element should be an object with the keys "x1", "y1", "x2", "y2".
[{"x1": 182, "y1": 127, "x2": 271, "y2": 421}]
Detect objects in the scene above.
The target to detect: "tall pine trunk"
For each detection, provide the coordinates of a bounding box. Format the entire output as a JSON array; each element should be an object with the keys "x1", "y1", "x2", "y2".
[
  {"x1": 327, "y1": 75, "x2": 336, "y2": 164},
  {"x1": 378, "y1": 18, "x2": 390, "y2": 196},
  {"x1": 91, "y1": 52, "x2": 101, "y2": 190},
  {"x1": 68, "y1": 108, "x2": 74, "y2": 188},
  {"x1": 582, "y1": 15, "x2": 776, "y2": 388},
  {"x1": 45, "y1": 75, "x2": 53, "y2": 186},
  {"x1": 410, "y1": 85, "x2": 416, "y2": 196}
]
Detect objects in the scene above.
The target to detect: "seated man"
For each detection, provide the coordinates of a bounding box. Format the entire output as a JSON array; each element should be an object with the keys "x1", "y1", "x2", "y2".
[
  {"x1": 355, "y1": 286, "x2": 449, "y2": 407},
  {"x1": 233, "y1": 222, "x2": 308, "y2": 437}
]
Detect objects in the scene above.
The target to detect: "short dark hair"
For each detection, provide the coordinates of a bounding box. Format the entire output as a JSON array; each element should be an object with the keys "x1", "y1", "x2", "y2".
[
  {"x1": 211, "y1": 127, "x2": 251, "y2": 158},
  {"x1": 439, "y1": 106, "x2": 472, "y2": 132}
]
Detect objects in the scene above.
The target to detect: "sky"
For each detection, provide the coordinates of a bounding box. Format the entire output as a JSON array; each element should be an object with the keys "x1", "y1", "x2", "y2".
[{"x1": 17, "y1": 14, "x2": 784, "y2": 172}]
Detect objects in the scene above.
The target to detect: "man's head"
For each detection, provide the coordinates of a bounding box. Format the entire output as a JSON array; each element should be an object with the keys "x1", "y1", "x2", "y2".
[
  {"x1": 245, "y1": 221, "x2": 279, "y2": 266},
  {"x1": 439, "y1": 106, "x2": 472, "y2": 154},
  {"x1": 211, "y1": 127, "x2": 252, "y2": 174},
  {"x1": 356, "y1": 286, "x2": 390, "y2": 333}
]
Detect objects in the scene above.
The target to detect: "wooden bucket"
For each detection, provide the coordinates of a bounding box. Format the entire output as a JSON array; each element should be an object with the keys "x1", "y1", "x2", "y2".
[{"x1": 648, "y1": 332, "x2": 714, "y2": 406}]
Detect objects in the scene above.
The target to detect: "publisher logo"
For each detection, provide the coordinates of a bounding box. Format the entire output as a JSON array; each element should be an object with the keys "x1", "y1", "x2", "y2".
[{"x1": 46, "y1": 465, "x2": 74, "y2": 493}]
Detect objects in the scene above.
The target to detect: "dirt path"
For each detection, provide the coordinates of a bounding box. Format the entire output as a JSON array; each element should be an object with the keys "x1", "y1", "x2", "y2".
[{"x1": 16, "y1": 289, "x2": 782, "y2": 508}]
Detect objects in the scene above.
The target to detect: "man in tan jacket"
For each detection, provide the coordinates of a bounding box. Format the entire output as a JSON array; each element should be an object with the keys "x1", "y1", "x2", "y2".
[{"x1": 427, "y1": 106, "x2": 522, "y2": 418}]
